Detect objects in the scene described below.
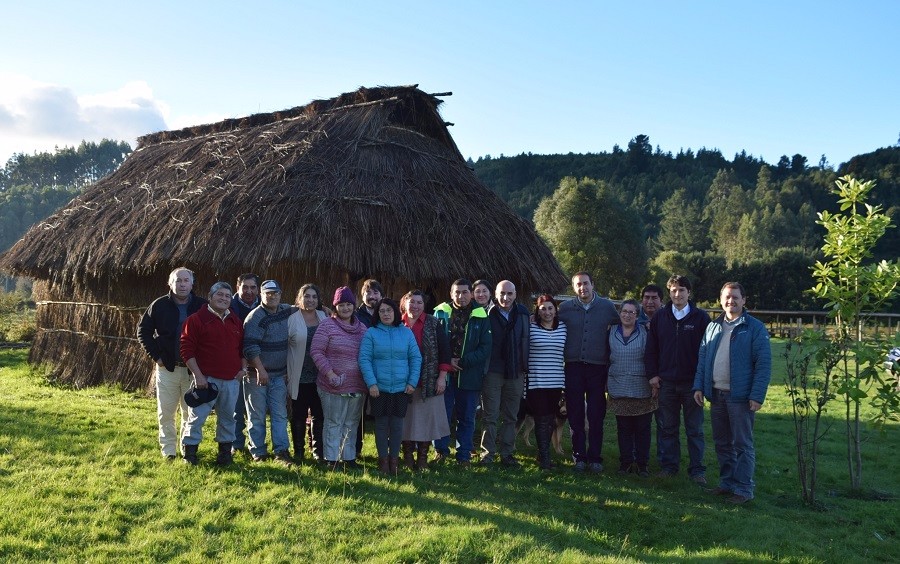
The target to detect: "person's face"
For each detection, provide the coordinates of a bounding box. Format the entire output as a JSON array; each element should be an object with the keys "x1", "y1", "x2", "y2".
[
  {"x1": 364, "y1": 287, "x2": 382, "y2": 308},
  {"x1": 336, "y1": 302, "x2": 355, "y2": 321},
  {"x1": 261, "y1": 290, "x2": 281, "y2": 310},
  {"x1": 209, "y1": 288, "x2": 232, "y2": 314},
  {"x1": 473, "y1": 284, "x2": 491, "y2": 306},
  {"x1": 669, "y1": 284, "x2": 690, "y2": 309},
  {"x1": 496, "y1": 281, "x2": 516, "y2": 311},
  {"x1": 169, "y1": 269, "x2": 193, "y2": 298},
  {"x1": 537, "y1": 301, "x2": 556, "y2": 325},
  {"x1": 378, "y1": 304, "x2": 395, "y2": 325},
  {"x1": 720, "y1": 287, "x2": 746, "y2": 320},
  {"x1": 642, "y1": 291, "x2": 661, "y2": 318},
  {"x1": 619, "y1": 303, "x2": 639, "y2": 327},
  {"x1": 301, "y1": 289, "x2": 318, "y2": 311},
  {"x1": 406, "y1": 295, "x2": 425, "y2": 319},
  {"x1": 572, "y1": 274, "x2": 593, "y2": 302},
  {"x1": 451, "y1": 284, "x2": 472, "y2": 308},
  {"x1": 239, "y1": 279, "x2": 258, "y2": 303}
]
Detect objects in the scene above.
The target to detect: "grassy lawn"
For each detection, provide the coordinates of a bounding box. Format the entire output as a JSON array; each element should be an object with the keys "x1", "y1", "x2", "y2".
[{"x1": 0, "y1": 341, "x2": 897, "y2": 563}]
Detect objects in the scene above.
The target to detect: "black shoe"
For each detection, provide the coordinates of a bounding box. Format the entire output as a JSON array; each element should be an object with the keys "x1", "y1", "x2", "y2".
[
  {"x1": 182, "y1": 444, "x2": 198, "y2": 466},
  {"x1": 273, "y1": 451, "x2": 294, "y2": 466},
  {"x1": 216, "y1": 443, "x2": 233, "y2": 466},
  {"x1": 500, "y1": 455, "x2": 521, "y2": 468},
  {"x1": 343, "y1": 460, "x2": 361, "y2": 470}
]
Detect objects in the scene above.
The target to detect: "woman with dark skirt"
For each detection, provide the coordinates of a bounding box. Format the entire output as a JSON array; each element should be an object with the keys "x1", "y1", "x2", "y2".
[
  {"x1": 607, "y1": 299, "x2": 656, "y2": 476},
  {"x1": 526, "y1": 294, "x2": 567, "y2": 470}
]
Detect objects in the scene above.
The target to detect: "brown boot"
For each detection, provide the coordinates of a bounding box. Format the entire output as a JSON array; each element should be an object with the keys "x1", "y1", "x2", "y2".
[
  {"x1": 402, "y1": 441, "x2": 416, "y2": 469},
  {"x1": 378, "y1": 456, "x2": 390, "y2": 474},
  {"x1": 416, "y1": 442, "x2": 430, "y2": 471},
  {"x1": 388, "y1": 457, "x2": 399, "y2": 475}
]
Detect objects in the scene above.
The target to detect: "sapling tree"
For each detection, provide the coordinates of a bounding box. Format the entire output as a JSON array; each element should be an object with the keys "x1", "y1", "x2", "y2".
[{"x1": 808, "y1": 175, "x2": 900, "y2": 491}]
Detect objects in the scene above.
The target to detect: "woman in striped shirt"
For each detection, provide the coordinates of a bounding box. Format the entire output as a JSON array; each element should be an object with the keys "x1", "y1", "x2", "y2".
[{"x1": 526, "y1": 294, "x2": 567, "y2": 470}]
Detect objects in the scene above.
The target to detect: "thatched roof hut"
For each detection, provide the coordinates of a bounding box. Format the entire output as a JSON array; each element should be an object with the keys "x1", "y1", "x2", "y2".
[{"x1": 1, "y1": 85, "x2": 567, "y2": 391}]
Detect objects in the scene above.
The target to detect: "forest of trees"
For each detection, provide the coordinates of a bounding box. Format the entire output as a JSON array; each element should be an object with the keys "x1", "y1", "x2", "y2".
[
  {"x1": 472, "y1": 136, "x2": 900, "y2": 310},
  {"x1": 1, "y1": 135, "x2": 897, "y2": 311},
  {"x1": 0, "y1": 140, "x2": 132, "y2": 252}
]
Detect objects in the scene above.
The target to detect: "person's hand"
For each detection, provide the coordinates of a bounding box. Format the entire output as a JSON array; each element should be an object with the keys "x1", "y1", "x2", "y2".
[
  {"x1": 649, "y1": 376, "x2": 661, "y2": 398},
  {"x1": 693, "y1": 390, "x2": 704, "y2": 406},
  {"x1": 235, "y1": 367, "x2": 248, "y2": 380},
  {"x1": 749, "y1": 400, "x2": 762, "y2": 412},
  {"x1": 369, "y1": 385, "x2": 380, "y2": 398},
  {"x1": 328, "y1": 372, "x2": 344, "y2": 387},
  {"x1": 256, "y1": 366, "x2": 269, "y2": 386},
  {"x1": 450, "y1": 358, "x2": 462, "y2": 371},
  {"x1": 405, "y1": 384, "x2": 415, "y2": 395},
  {"x1": 436, "y1": 372, "x2": 447, "y2": 395},
  {"x1": 194, "y1": 373, "x2": 208, "y2": 389}
]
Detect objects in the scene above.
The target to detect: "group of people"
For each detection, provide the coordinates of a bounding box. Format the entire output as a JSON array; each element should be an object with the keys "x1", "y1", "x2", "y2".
[{"x1": 138, "y1": 268, "x2": 771, "y2": 503}]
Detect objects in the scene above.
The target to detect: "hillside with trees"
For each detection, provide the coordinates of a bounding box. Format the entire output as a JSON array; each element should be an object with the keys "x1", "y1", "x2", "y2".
[
  {"x1": 1, "y1": 136, "x2": 897, "y2": 311},
  {"x1": 0, "y1": 140, "x2": 132, "y2": 253},
  {"x1": 472, "y1": 136, "x2": 900, "y2": 309}
]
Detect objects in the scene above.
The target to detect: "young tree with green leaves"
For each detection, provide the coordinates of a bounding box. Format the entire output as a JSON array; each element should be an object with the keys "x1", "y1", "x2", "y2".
[{"x1": 809, "y1": 175, "x2": 900, "y2": 491}]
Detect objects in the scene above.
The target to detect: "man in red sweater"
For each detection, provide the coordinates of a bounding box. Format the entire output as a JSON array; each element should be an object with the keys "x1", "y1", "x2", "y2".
[{"x1": 180, "y1": 281, "x2": 248, "y2": 465}]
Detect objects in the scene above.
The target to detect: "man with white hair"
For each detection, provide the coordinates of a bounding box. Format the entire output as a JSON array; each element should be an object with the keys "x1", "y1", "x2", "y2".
[{"x1": 137, "y1": 267, "x2": 207, "y2": 461}]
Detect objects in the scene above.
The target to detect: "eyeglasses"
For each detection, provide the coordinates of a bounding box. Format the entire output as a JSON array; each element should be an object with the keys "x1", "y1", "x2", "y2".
[{"x1": 620, "y1": 310, "x2": 638, "y2": 316}]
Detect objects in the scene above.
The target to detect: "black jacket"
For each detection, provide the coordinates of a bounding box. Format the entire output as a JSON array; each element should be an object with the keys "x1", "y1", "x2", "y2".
[
  {"x1": 644, "y1": 301, "x2": 710, "y2": 383},
  {"x1": 137, "y1": 292, "x2": 207, "y2": 371}
]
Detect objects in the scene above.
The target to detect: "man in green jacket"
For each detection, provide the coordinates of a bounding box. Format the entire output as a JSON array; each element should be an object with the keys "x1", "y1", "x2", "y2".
[{"x1": 432, "y1": 278, "x2": 492, "y2": 466}]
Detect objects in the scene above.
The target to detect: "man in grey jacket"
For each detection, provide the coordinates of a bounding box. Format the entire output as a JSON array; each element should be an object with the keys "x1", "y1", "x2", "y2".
[
  {"x1": 242, "y1": 279, "x2": 297, "y2": 464},
  {"x1": 479, "y1": 280, "x2": 530, "y2": 467},
  {"x1": 557, "y1": 271, "x2": 619, "y2": 473}
]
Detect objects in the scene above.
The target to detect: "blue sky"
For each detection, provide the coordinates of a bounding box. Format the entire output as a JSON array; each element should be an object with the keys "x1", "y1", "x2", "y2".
[{"x1": 1, "y1": 1, "x2": 897, "y2": 168}]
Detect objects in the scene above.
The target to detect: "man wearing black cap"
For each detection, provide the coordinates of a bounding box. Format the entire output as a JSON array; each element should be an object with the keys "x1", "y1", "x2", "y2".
[
  {"x1": 242, "y1": 279, "x2": 297, "y2": 464},
  {"x1": 137, "y1": 267, "x2": 207, "y2": 461}
]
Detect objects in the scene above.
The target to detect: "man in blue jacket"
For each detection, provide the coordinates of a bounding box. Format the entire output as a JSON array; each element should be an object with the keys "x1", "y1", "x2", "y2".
[
  {"x1": 693, "y1": 282, "x2": 771, "y2": 504},
  {"x1": 433, "y1": 278, "x2": 492, "y2": 466},
  {"x1": 645, "y1": 274, "x2": 710, "y2": 483},
  {"x1": 137, "y1": 267, "x2": 207, "y2": 461}
]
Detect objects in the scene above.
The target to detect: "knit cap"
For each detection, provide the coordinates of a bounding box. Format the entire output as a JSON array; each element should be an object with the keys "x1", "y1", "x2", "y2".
[{"x1": 333, "y1": 286, "x2": 356, "y2": 306}]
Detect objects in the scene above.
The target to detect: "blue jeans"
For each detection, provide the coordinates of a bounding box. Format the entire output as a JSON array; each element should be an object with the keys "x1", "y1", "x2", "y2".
[
  {"x1": 182, "y1": 377, "x2": 240, "y2": 446},
  {"x1": 434, "y1": 377, "x2": 480, "y2": 462},
  {"x1": 232, "y1": 379, "x2": 247, "y2": 450},
  {"x1": 564, "y1": 362, "x2": 608, "y2": 464},
  {"x1": 711, "y1": 388, "x2": 756, "y2": 498},
  {"x1": 656, "y1": 380, "x2": 706, "y2": 476},
  {"x1": 244, "y1": 373, "x2": 290, "y2": 456}
]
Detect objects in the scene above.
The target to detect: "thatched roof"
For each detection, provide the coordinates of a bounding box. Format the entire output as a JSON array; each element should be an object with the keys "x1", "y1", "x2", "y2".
[
  {"x1": 3, "y1": 85, "x2": 566, "y2": 293},
  {"x1": 1, "y1": 84, "x2": 566, "y2": 391}
]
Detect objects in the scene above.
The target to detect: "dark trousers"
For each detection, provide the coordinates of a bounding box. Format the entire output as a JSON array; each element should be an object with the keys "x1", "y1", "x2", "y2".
[
  {"x1": 616, "y1": 413, "x2": 652, "y2": 468},
  {"x1": 564, "y1": 362, "x2": 609, "y2": 464},
  {"x1": 291, "y1": 382, "x2": 323, "y2": 460},
  {"x1": 656, "y1": 380, "x2": 706, "y2": 477}
]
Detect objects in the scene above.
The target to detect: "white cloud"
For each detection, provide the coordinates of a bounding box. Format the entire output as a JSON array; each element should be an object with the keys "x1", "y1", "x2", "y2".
[{"x1": 0, "y1": 74, "x2": 170, "y2": 163}]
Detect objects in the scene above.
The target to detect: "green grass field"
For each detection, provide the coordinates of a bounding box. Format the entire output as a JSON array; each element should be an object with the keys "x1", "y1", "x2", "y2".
[{"x1": 0, "y1": 343, "x2": 897, "y2": 563}]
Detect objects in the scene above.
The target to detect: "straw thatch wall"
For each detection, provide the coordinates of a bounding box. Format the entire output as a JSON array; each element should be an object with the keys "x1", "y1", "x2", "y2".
[{"x1": 2, "y1": 85, "x2": 567, "y2": 392}]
